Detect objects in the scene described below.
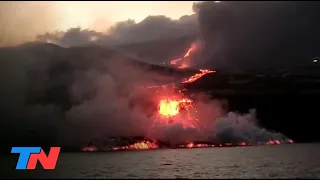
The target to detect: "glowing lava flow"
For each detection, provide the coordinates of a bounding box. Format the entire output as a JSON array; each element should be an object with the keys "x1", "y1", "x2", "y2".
[
  {"x1": 176, "y1": 139, "x2": 295, "y2": 149},
  {"x1": 80, "y1": 138, "x2": 295, "y2": 152},
  {"x1": 168, "y1": 42, "x2": 216, "y2": 84},
  {"x1": 111, "y1": 141, "x2": 158, "y2": 151},
  {"x1": 182, "y1": 69, "x2": 216, "y2": 84},
  {"x1": 81, "y1": 146, "x2": 98, "y2": 152},
  {"x1": 158, "y1": 98, "x2": 193, "y2": 118},
  {"x1": 170, "y1": 42, "x2": 197, "y2": 69}
]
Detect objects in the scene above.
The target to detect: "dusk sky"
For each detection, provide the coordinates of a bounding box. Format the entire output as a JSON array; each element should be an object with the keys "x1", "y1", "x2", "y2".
[
  {"x1": 55, "y1": 1, "x2": 195, "y2": 31},
  {"x1": 0, "y1": 1, "x2": 195, "y2": 46}
]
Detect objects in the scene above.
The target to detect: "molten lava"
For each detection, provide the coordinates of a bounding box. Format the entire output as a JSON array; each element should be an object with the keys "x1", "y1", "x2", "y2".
[
  {"x1": 80, "y1": 139, "x2": 296, "y2": 152},
  {"x1": 186, "y1": 142, "x2": 194, "y2": 148},
  {"x1": 111, "y1": 141, "x2": 158, "y2": 151},
  {"x1": 266, "y1": 140, "x2": 281, "y2": 145},
  {"x1": 238, "y1": 142, "x2": 248, "y2": 146},
  {"x1": 184, "y1": 43, "x2": 197, "y2": 58},
  {"x1": 81, "y1": 146, "x2": 98, "y2": 152},
  {"x1": 182, "y1": 69, "x2": 216, "y2": 84},
  {"x1": 168, "y1": 42, "x2": 216, "y2": 82},
  {"x1": 170, "y1": 58, "x2": 182, "y2": 66},
  {"x1": 158, "y1": 98, "x2": 193, "y2": 118},
  {"x1": 170, "y1": 42, "x2": 197, "y2": 69},
  {"x1": 178, "y1": 143, "x2": 212, "y2": 148}
]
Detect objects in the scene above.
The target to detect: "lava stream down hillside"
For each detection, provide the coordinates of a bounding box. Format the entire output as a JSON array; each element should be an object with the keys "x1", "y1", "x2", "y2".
[{"x1": 81, "y1": 42, "x2": 294, "y2": 152}]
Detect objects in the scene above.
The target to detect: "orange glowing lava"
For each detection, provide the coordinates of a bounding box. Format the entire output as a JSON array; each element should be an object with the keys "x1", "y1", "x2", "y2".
[
  {"x1": 186, "y1": 142, "x2": 194, "y2": 148},
  {"x1": 184, "y1": 43, "x2": 197, "y2": 58},
  {"x1": 170, "y1": 42, "x2": 197, "y2": 69},
  {"x1": 81, "y1": 139, "x2": 294, "y2": 152},
  {"x1": 179, "y1": 143, "x2": 212, "y2": 148},
  {"x1": 182, "y1": 69, "x2": 216, "y2": 84},
  {"x1": 158, "y1": 98, "x2": 193, "y2": 118},
  {"x1": 81, "y1": 146, "x2": 98, "y2": 152},
  {"x1": 171, "y1": 58, "x2": 190, "y2": 69},
  {"x1": 238, "y1": 142, "x2": 248, "y2": 146},
  {"x1": 111, "y1": 141, "x2": 158, "y2": 151},
  {"x1": 266, "y1": 140, "x2": 281, "y2": 145},
  {"x1": 170, "y1": 58, "x2": 182, "y2": 66},
  {"x1": 168, "y1": 42, "x2": 217, "y2": 83},
  {"x1": 196, "y1": 144, "x2": 210, "y2": 148}
]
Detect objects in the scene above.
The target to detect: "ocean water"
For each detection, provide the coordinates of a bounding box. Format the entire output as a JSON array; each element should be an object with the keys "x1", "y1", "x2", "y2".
[{"x1": 2, "y1": 143, "x2": 320, "y2": 179}]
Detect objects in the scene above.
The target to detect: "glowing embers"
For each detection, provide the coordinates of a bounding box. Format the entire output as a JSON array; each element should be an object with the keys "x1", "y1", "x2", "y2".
[{"x1": 158, "y1": 98, "x2": 193, "y2": 118}]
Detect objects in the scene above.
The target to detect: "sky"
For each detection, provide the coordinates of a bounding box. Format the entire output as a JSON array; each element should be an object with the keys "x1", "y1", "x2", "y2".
[
  {"x1": 55, "y1": 1, "x2": 195, "y2": 31},
  {"x1": 0, "y1": 1, "x2": 195, "y2": 46}
]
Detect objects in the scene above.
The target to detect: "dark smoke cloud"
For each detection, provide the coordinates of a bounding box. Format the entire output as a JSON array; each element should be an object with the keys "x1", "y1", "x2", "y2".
[
  {"x1": 36, "y1": 14, "x2": 198, "y2": 47},
  {"x1": 194, "y1": 1, "x2": 320, "y2": 71},
  {"x1": 34, "y1": 2, "x2": 320, "y2": 72}
]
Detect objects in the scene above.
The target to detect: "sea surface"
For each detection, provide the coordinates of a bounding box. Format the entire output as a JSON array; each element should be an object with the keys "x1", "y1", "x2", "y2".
[{"x1": 2, "y1": 143, "x2": 320, "y2": 179}]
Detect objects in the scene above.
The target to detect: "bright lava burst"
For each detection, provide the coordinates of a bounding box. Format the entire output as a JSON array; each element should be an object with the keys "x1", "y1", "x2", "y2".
[{"x1": 158, "y1": 98, "x2": 193, "y2": 118}]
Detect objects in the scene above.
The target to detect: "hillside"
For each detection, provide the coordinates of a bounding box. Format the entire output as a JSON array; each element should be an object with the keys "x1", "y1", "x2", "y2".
[
  {"x1": 2, "y1": 42, "x2": 320, "y2": 151},
  {"x1": 0, "y1": 42, "x2": 199, "y2": 111}
]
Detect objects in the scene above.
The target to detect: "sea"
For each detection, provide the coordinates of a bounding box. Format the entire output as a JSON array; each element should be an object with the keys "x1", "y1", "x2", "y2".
[{"x1": 2, "y1": 143, "x2": 320, "y2": 179}]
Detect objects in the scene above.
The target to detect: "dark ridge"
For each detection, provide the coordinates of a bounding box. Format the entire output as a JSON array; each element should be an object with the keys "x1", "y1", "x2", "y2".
[
  {"x1": 115, "y1": 34, "x2": 198, "y2": 65},
  {"x1": 182, "y1": 68, "x2": 320, "y2": 143}
]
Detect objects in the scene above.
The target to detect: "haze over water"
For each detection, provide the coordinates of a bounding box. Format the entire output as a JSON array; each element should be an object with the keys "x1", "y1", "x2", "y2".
[{"x1": 2, "y1": 143, "x2": 320, "y2": 179}]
